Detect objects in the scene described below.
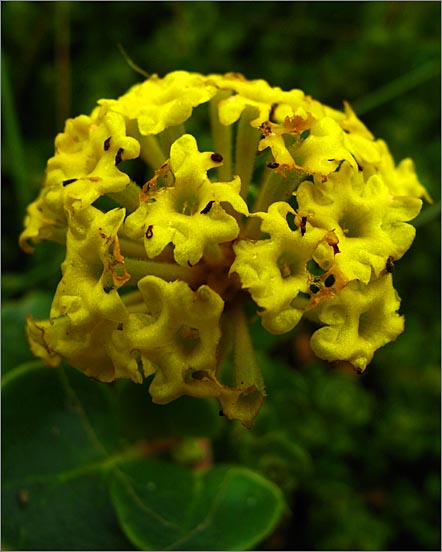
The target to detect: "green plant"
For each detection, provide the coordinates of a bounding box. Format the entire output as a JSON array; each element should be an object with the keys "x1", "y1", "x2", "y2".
[
  {"x1": 3, "y1": 68, "x2": 434, "y2": 550},
  {"x1": 2, "y1": 4, "x2": 440, "y2": 551},
  {"x1": 19, "y1": 72, "x2": 427, "y2": 425}
]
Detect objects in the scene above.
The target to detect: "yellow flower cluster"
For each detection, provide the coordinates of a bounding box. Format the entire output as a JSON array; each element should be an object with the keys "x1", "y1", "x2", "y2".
[{"x1": 20, "y1": 71, "x2": 428, "y2": 426}]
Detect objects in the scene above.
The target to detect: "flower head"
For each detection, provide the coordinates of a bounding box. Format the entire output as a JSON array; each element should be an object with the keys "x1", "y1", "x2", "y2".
[{"x1": 20, "y1": 71, "x2": 428, "y2": 427}]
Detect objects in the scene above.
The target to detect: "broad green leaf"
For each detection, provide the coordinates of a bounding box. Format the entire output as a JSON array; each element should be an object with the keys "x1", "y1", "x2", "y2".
[
  {"x1": 1, "y1": 291, "x2": 53, "y2": 374},
  {"x1": 2, "y1": 359, "x2": 231, "y2": 550},
  {"x1": 2, "y1": 362, "x2": 135, "y2": 551},
  {"x1": 2, "y1": 474, "x2": 135, "y2": 551},
  {"x1": 110, "y1": 458, "x2": 287, "y2": 551}
]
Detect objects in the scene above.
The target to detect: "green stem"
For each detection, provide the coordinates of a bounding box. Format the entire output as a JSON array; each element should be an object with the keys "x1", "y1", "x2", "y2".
[
  {"x1": 1, "y1": 360, "x2": 44, "y2": 389},
  {"x1": 231, "y1": 303, "x2": 264, "y2": 392},
  {"x1": 138, "y1": 134, "x2": 167, "y2": 169},
  {"x1": 257, "y1": 167, "x2": 307, "y2": 212},
  {"x1": 352, "y1": 60, "x2": 440, "y2": 116},
  {"x1": 126, "y1": 118, "x2": 166, "y2": 169},
  {"x1": 54, "y1": 439, "x2": 179, "y2": 483},
  {"x1": 119, "y1": 237, "x2": 148, "y2": 259},
  {"x1": 252, "y1": 168, "x2": 282, "y2": 212},
  {"x1": 121, "y1": 289, "x2": 144, "y2": 306},
  {"x1": 210, "y1": 90, "x2": 233, "y2": 181},
  {"x1": 124, "y1": 257, "x2": 205, "y2": 286},
  {"x1": 159, "y1": 124, "x2": 186, "y2": 156},
  {"x1": 412, "y1": 201, "x2": 441, "y2": 228},
  {"x1": 244, "y1": 166, "x2": 307, "y2": 239},
  {"x1": 108, "y1": 181, "x2": 140, "y2": 213},
  {"x1": 117, "y1": 43, "x2": 149, "y2": 78},
  {"x1": 234, "y1": 106, "x2": 261, "y2": 199}
]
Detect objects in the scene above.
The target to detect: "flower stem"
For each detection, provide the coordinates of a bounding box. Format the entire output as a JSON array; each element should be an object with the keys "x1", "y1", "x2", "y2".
[
  {"x1": 231, "y1": 302, "x2": 264, "y2": 392},
  {"x1": 119, "y1": 237, "x2": 148, "y2": 259},
  {"x1": 160, "y1": 124, "x2": 186, "y2": 156},
  {"x1": 210, "y1": 90, "x2": 233, "y2": 181},
  {"x1": 121, "y1": 289, "x2": 144, "y2": 306},
  {"x1": 257, "y1": 167, "x2": 306, "y2": 211},
  {"x1": 108, "y1": 181, "x2": 140, "y2": 212},
  {"x1": 126, "y1": 119, "x2": 167, "y2": 169},
  {"x1": 124, "y1": 257, "x2": 205, "y2": 286},
  {"x1": 235, "y1": 106, "x2": 261, "y2": 199},
  {"x1": 243, "y1": 166, "x2": 307, "y2": 239},
  {"x1": 138, "y1": 134, "x2": 167, "y2": 169}
]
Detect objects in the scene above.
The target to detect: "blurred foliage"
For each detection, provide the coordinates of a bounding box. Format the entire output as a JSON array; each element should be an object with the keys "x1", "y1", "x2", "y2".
[{"x1": 2, "y1": 1, "x2": 440, "y2": 550}]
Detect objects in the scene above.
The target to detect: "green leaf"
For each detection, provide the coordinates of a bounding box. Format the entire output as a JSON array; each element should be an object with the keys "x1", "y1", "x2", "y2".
[
  {"x1": 1, "y1": 291, "x2": 53, "y2": 374},
  {"x1": 1, "y1": 363, "x2": 135, "y2": 551},
  {"x1": 2, "y1": 475, "x2": 135, "y2": 552},
  {"x1": 1, "y1": 359, "x2": 237, "y2": 550},
  {"x1": 110, "y1": 458, "x2": 286, "y2": 551}
]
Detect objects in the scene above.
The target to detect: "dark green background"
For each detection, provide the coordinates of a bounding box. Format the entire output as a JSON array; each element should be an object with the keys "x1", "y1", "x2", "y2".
[{"x1": 2, "y1": 2, "x2": 441, "y2": 550}]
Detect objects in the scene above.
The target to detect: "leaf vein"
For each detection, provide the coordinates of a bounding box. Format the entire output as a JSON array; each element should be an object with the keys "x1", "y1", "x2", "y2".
[{"x1": 164, "y1": 469, "x2": 236, "y2": 551}]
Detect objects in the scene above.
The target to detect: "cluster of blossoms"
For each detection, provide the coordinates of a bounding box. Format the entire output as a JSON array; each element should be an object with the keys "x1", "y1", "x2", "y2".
[{"x1": 20, "y1": 71, "x2": 429, "y2": 427}]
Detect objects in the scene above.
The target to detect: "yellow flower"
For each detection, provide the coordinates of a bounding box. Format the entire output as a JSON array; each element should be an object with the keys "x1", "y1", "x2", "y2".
[
  {"x1": 27, "y1": 206, "x2": 133, "y2": 382},
  {"x1": 231, "y1": 202, "x2": 338, "y2": 334},
  {"x1": 111, "y1": 276, "x2": 263, "y2": 428},
  {"x1": 99, "y1": 71, "x2": 218, "y2": 135},
  {"x1": 19, "y1": 108, "x2": 140, "y2": 252},
  {"x1": 309, "y1": 274, "x2": 404, "y2": 373},
  {"x1": 210, "y1": 72, "x2": 308, "y2": 126},
  {"x1": 258, "y1": 115, "x2": 360, "y2": 177},
  {"x1": 372, "y1": 139, "x2": 432, "y2": 202},
  {"x1": 124, "y1": 134, "x2": 248, "y2": 266},
  {"x1": 21, "y1": 71, "x2": 429, "y2": 426},
  {"x1": 295, "y1": 162, "x2": 422, "y2": 283}
]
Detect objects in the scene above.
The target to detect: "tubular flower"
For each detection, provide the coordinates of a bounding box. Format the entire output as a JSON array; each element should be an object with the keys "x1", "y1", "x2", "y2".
[
  {"x1": 308, "y1": 274, "x2": 405, "y2": 373},
  {"x1": 20, "y1": 71, "x2": 428, "y2": 427},
  {"x1": 230, "y1": 202, "x2": 339, "y2": 334},
  {"x1": 295, "y1": 162, "x2": 422, "y2": 283},
  {"x1": 124, "y1": 133, "x2": 248, "y2": 266},
  {"x1": 19, "y1": 110, "x2": 140, "y2": 252}
]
